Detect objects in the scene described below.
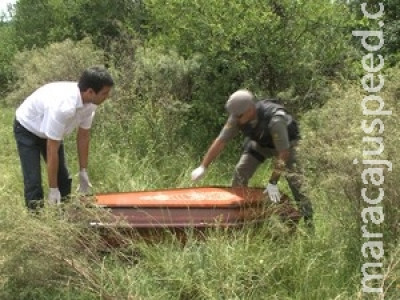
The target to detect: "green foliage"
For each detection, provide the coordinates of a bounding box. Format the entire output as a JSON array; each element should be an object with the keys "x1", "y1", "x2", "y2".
[
  {"x1": 299, "y1": 66, "x2": 400, "y2": 244},
  {"x1": 296, "y1": 67, "x2": 400, "y2": 299},
  {"x1": 1, "y1": 76, "x2": 400, "y2": 298},
  {"x1": 0, "y1": 23, "x2": 17, "y2": 98},
  {"x1": 12, "y1": 0, "x2": 147, "y2": 50},
  {"x1": 94, "y1": 44, "x2": 208, "y2": 165},
  {"x1": 13, "y1": 0, "x2": 60, "y2": 49},
  {"x1": 67, "y1": 0, "x2": 147, "y2": 48},
  {"x1": 109, "y1": 44, "x2": 200, "y2": 117},
  {"x1": 145, "y1": 0, "x2": 357, "y2": 114},
  {"x1": 3, "y1": 38, "x2": 108, "y2": 107},
  {"x1": 127, "y1": 226, "x2": 361, "y2": 299},
  {"x1": 133, "y1": 46, "x2": 200, "y2": 102},
  {"x1": 1, "y1": 1, "x2": 400, "y2": 298},
  {"x1": 348, "y1": 0, "x2": 400, "y2": 66}
]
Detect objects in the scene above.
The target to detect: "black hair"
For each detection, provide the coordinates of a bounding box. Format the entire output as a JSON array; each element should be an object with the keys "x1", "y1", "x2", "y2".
[{"x1": 78, "y1": 66, "x2": 114, "y2": 93}]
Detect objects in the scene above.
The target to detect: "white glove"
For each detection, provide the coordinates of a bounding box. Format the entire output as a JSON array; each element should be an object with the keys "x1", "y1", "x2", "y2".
[
  {"x1": 191, "y1": 165, "x2": 206, "y2": 181},
  {"x1": 78, "y1": 169, "x2": 92, "y2": 194},
  {"x1": 264, "y1": 183, "x2": 281, "y2": 203},
  {"x1": 48, "y1": 188, "x2": 61, "y2": 205}
]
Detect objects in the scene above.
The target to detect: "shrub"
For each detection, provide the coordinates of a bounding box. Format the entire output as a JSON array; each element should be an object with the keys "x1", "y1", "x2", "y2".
[
  {"x1": 0, "y1": 23, "x2": 17, "y2": 99},
  {"x1": 4, "y1": 38, "x2": 109, "y2": 107},
  {"x1": 92, "y1": 44, "x2": 202, "y2": 160},
  {"x1": 299, "y1": 65, "x2": 400, "y2": 244},
  {"x1": 145, "y1": 0, "x2": 357, "y2": 112}
]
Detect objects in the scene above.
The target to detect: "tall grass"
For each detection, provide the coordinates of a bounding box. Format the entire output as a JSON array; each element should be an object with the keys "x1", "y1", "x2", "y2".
[
  {"x1": 1, "y1": 92, "x2": 398, "y2": 299},
  {"x1": 0, "y1": 39, "x2": 398, "y2": 299}
]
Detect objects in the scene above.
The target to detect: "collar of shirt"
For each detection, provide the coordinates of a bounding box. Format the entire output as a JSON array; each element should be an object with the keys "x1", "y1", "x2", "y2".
[{"x1": 76, "y1": 86, "x2": 84, "y2": 108}]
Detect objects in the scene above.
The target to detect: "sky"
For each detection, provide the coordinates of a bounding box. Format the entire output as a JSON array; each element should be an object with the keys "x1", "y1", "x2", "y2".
[{"x1": 0, "y1": 0, "x2": 16, "y2": 16}]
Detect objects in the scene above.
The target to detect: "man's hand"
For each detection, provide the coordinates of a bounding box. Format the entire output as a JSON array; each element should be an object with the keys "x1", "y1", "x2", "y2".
[
  {"x1": 264, "y1": 183, "x2": 281, "y2": 203},
  {"x1": 78, "y1": 169, "x2": 92, "y2": 194},
  {"x1": 48, "y1": 188, "x2": 61, "y2": 205},
  {"x1": 191, "y1": 166, "x2": 206, "y2": 181}
]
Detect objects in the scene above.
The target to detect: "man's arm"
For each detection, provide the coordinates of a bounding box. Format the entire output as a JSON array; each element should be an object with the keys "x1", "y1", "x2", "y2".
[
  {"x1": 201, "y1": 138, "x2": 226, "y2": 168},
  {"x1": 269, "y1": 149, "x2": 290, "y2": 183},
  {"x1": 77, "y1": 127, "x2": 90, "y2": 170},
  {"x1": 200, "y1": 117, "x2": 239, "y2": 167},
  {"x1": 191, "y1": 138, "x2": 226, "y2": 181},
  {"x1": 268, "y1": 116, "x2": 291, "y2": 184},
  {"x1": 47, "y1": 139, "x2": 61, "y2": 188},
  {"x1": 192, "y1": 118, "x2": 237, "y2": 181}
]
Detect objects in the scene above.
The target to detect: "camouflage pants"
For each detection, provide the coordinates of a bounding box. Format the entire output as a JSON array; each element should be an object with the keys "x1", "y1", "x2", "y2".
[{"x1": 232, "y1": 140, "x2": 313, "y2": 219}]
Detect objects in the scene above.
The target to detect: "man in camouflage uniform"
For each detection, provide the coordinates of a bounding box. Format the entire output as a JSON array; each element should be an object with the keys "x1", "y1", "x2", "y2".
[{"x1": 191, "y1": 89, "x2": 314, "y2": 228}]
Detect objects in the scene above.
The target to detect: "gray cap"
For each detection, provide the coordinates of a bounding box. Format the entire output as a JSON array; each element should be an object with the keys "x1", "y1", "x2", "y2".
[{"x1": 225, "y1": 89, "x2": 255, "y2": 117}]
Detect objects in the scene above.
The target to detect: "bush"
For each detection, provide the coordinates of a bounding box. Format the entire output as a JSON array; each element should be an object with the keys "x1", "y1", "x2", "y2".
[
  {"x1": 145, "y1": 0, "x2": 357, "y2": 113},
  {"x1": 297, "y1": 67, "x2": 400, "y2": 296},
  {"x1": 0, "y1": 23, "x2": 17, "y2": 99},
  {"x1": 299, "y1": 65, "x2": 400, "y2": 244},
  {"x1": 92, "y1": 44, "x2": 204, "y2": 160},
  {"x1": 3, "y1": 38, "x2": 109, "y2": 107}
]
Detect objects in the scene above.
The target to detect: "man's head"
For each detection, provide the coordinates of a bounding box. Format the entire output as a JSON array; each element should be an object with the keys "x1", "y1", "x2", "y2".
[
  {"x1": 79, "y1": 66, "x2": 114, "y2": 105},
  {"x1": 225, "y1": 89, "x2": 256, "y2": 124}
]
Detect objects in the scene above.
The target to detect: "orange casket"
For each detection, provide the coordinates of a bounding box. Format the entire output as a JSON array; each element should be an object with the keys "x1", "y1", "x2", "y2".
[{"x1": 93, "y1": 186, "x2": 302, "y2": 229}]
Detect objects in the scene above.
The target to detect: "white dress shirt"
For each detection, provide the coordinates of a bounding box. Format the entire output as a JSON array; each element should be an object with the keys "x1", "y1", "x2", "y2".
[{"x1": 16, "y1": 82, "x2": 97, "y2": 140}]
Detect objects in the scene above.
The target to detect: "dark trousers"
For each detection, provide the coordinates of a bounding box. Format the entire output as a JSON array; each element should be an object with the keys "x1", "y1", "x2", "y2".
[
  {"x1": 13, "y1": 120, "x2": 72, "y2": 209},
  {"x1": 232, "y1": 140, "x2": 313, "y2": 220}
]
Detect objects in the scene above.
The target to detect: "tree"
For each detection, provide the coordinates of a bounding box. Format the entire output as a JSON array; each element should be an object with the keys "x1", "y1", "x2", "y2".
[
  {"x1": 347, "y1": 0, "x2": 399, "y2": 65},
  {"x1": 12, "y1": 0, "x2": 147, "y2": 50},
  {"x1": 144, "y1": 0, "x2": 356, "y2": 116},
  {"x1": 0, "y1": 21, "x2": 17, "y2": 98}
]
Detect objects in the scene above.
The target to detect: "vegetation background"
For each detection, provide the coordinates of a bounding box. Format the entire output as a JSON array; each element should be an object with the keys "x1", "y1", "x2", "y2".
[{"x1": 0, "y1": 0, "x2": 399, "y2": 299}]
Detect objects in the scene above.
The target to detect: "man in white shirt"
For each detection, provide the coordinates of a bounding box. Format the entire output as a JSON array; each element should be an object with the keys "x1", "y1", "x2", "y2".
[{"x1": 13, "y1": 66, "x2": 114, "y2": 210}]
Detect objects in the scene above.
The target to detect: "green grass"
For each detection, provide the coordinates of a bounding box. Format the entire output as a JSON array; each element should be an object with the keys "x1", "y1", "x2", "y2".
[{"x1": 0, "y1": 104, "x2": 398, "y2": 300}]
